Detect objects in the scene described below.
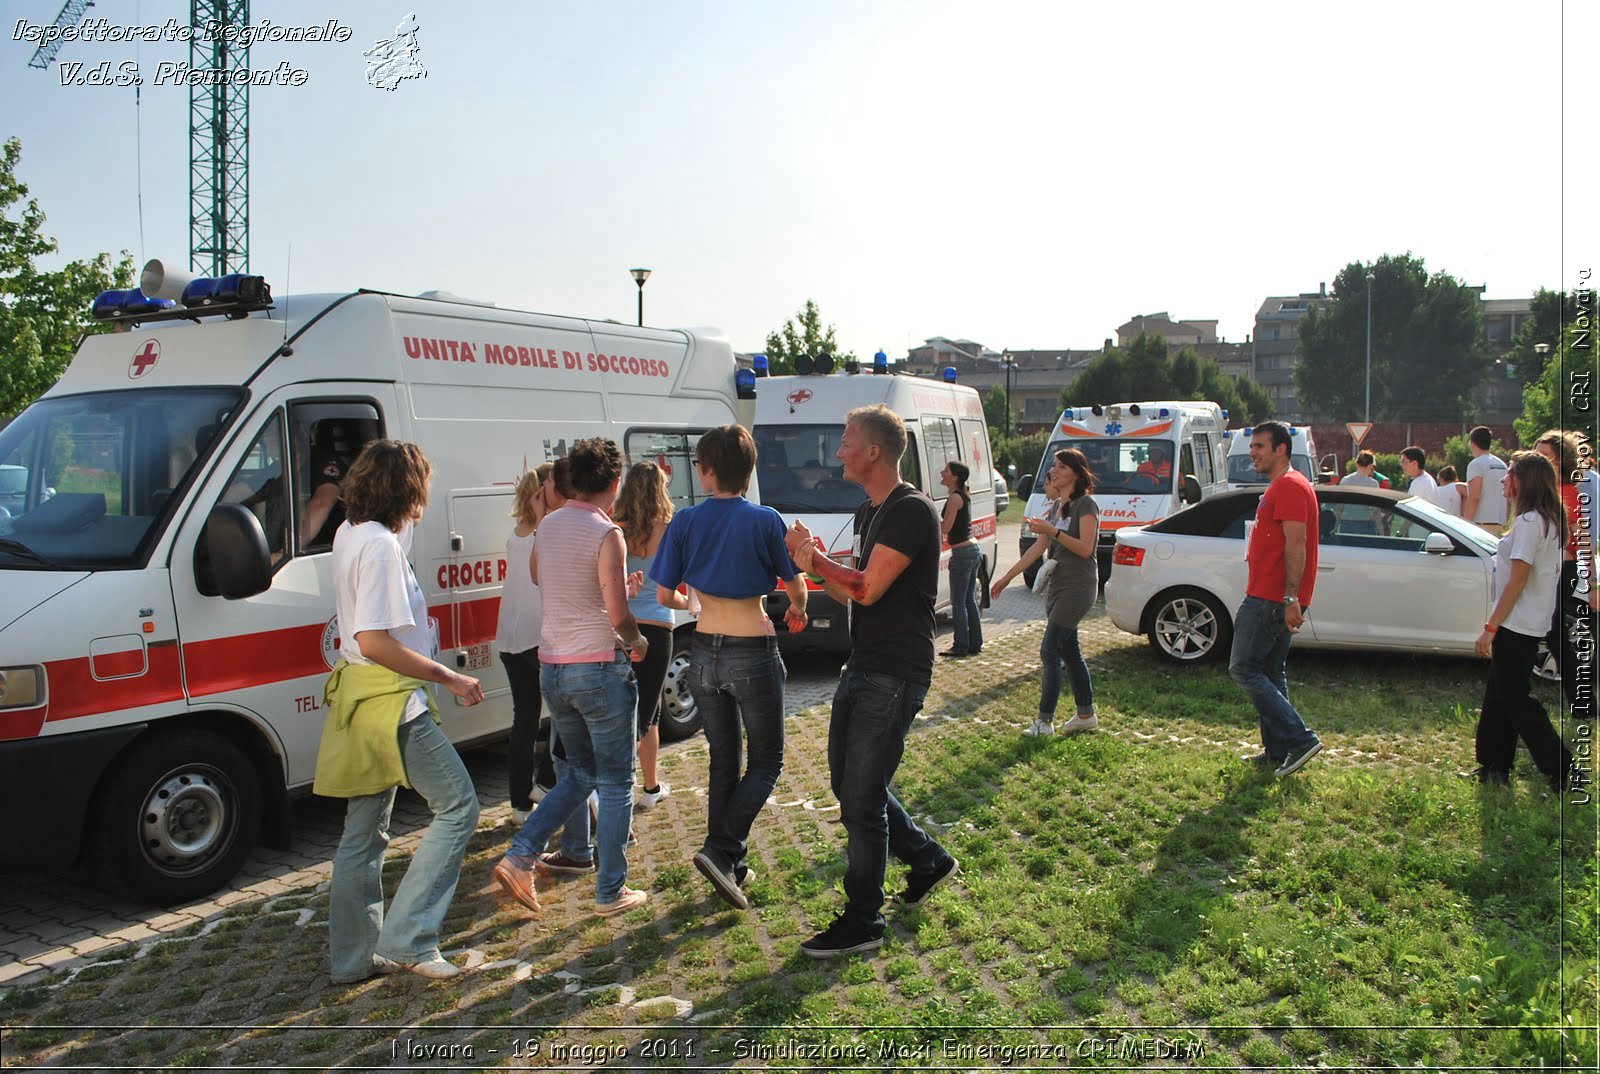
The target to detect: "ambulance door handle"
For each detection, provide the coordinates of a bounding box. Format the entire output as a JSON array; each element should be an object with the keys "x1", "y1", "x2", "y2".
[
  {"x1": 455, "y1": 651, "x2": 468, "y2": 669},
  {"x1": 450, "y1": 533, "x2": 463, "y2": 552}
]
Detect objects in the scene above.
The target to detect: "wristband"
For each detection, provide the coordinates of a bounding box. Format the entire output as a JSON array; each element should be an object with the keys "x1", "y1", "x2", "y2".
[{"x1": 1483, "y1": 622, "x2": 1498, "y2": 633}]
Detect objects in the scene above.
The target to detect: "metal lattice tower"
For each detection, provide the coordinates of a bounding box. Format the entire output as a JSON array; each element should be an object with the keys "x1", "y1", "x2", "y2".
[{"x1": 189, "y1": 0, "x2": 250, "y2": 276}]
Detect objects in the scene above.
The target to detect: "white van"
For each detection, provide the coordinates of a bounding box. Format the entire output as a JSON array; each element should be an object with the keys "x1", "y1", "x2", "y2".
[
  {"x1": 0, "y1": 268, "x2": 748, "y2": 902},
  {"x1": 1222, "y1": 423, "x2": 1326, "y2": 490},
  {"x1": 1019, "y1": 401, "x2": 1227, "y2": 583},
  {"x1": 753, "y1": 368, "x2": 999, "y2": 651}
]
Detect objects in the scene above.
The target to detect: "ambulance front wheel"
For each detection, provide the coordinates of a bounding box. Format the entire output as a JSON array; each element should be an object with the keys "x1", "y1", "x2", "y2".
[
  {"x1": 656, "y1": 633, "x2": 702, "y2": 744},
  {"x1": 95, "y1": 730, "x2": 262, "y2": 904}
]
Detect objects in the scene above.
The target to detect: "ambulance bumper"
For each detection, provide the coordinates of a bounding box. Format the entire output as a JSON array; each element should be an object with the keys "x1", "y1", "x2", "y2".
[{"x1": 0, "y1": 722, "x2": 147, "y2": 869}]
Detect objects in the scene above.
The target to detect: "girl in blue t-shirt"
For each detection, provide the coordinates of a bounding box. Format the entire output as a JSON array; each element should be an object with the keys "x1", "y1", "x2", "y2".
[{"x1": 649, "y1": 424, "x2": 808, "y2": 910}]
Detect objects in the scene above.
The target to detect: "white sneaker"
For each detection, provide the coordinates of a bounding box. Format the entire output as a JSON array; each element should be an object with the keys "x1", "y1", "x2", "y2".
[
  {"x1": 511, "y1": 807, "x2": 533, "y2": 827},
  {"x1": 1060, "y1": 713, "x2": 1099, "y2": 734},
  {"x1": 636, "y1": 781, "x2": 671, "y2": 809},
  {"x1": 1022, "y1": 718, "x2": 1055, "y2": 736}
]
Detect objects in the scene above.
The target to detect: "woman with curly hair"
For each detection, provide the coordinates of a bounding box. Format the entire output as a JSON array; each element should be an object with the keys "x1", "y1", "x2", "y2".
[
  {"x1": 318, "y1": 440, "x2": 484, "y2": 983},
  {"x1": 612, "y1": 460, "x2": 676, "y2": 810}
]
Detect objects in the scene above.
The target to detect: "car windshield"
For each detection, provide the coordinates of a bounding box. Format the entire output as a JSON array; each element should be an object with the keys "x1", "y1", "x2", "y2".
[
  {"x1": 1227, "y1": 453, "x2": 1315, "y2": 484},
  {"x1": 751, "y1": 423, "x2": 867, "y2": 513},
  {"x1": 1400, "y1": 493, "x2": 1500, "y2": 554},
  {"x1": 0, "y1": 387, "x2": 244, "y2": 569},
  {"x1": 1035, "y1": 438, "x2": 1173, "y2": 496}
]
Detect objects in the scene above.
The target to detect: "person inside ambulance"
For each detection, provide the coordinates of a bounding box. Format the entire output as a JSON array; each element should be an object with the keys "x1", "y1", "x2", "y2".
[
  {"x1": 297, "y1": 420, "x2": 371, "y2": 552},
  {"x1": 1134, "y1": 443, "x2": 1172, "y2": 487},
  {"x1": 795, "y1": 459, "x2": 828, "y2": 492}
]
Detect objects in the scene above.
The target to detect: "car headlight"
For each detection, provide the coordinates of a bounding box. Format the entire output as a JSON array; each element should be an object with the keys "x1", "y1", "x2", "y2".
[{"x1": 0, "y1": 666, "x2": 45, "y2": 709}]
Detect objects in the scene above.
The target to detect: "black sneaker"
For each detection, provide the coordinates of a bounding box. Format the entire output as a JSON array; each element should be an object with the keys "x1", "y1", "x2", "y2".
[
  {"x1": 1241, "y1": 750, "x2": 1282, "y2": 767},
  {"x1": 800, "y1": 918, "x2": 885, "y2": 959},
  {"x1": 693, "y1": 851, "x2": 749, "y2": 910},
  {"x1": 901, "y1": 857, "x2": 959, "y2": 907},
  {"x1": 1461, "y1": 766, "x2": 1510, "y2": 786}
]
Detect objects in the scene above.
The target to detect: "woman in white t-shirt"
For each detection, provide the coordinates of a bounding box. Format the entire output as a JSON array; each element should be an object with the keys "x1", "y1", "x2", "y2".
[
  {"x1": 321, "y1": 440, "x2": 485, "y2": 984},
  {"x1": 1433, "y1": 465, "x2": 1466, "y2": 517},
  {"x1": 1470, "y1": 451, "x2": 1575, "y2": 790},
  {"x1": 497, "y1": 464, "x2": 555, "y2": 825}
]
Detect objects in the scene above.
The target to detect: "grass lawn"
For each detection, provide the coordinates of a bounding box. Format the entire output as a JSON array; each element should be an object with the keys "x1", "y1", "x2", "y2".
[{"x1": 2, "y1": 629, "x2": 1593, "y2": 1070}]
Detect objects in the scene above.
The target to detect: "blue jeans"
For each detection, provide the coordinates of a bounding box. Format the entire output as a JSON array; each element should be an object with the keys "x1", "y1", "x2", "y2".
[
  {"x1": 1228, "y1": 596, "x2": 1319, "y2": 761},
  {"x1": 829, "y1": 668, "x2": 950, "y2": 930},
  {"x1": 1039, "y1": 621, "x2": 1093, "y2": 718},
  {"x1": 329, "y1": 715, "x2": 481, "y2": 980},
  {"x1": 691, "y1": 634, "x2": 786, "y2": 870},
  {"x1": 509, "y1": 654, "x2": 637, "y2": 903},
  {"x1": 948, "y1": 543, "x2": 984, "y2": 654}
]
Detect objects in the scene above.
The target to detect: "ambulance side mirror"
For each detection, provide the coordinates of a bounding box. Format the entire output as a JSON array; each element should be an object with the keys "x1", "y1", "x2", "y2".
[
  {"x1": 198, "y1": 503, "x2": 272, "y2": 599},
  {"x1": 1017, "y1": 474, "x2": 1034, "y2": 499},
  {"x1": 1180, "y1": 474, "x2": 1203, "y2": 505}
]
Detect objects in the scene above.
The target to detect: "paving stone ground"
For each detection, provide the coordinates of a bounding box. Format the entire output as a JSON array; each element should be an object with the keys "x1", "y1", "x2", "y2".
[{"x1": 0, "y1": 527, "x2": 1094, "y2": 991}]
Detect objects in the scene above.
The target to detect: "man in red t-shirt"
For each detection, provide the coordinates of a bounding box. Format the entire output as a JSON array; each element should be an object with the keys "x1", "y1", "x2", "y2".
[{"x1": 1230, "y1": 420, "x2": 1323, "y2": 777}]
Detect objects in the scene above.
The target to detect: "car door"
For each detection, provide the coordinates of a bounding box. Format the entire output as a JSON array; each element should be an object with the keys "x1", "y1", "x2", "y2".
[{"x1": 1305, "y1": 495, "x2": 1492, "y2": 651}]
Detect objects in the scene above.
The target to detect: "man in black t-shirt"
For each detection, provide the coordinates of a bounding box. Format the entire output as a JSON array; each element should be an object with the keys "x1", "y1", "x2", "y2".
[{"x1": 786, "y1": 403, "x2": 960, "y2": 958}]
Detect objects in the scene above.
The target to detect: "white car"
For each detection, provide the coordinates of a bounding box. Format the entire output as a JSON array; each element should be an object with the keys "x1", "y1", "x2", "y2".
[
  {"x1": 992, "y1": 467, "x2": 1009, "y2": 514},
  {"x1": 1104, "y1": 486, "x2": 1499, "y2": 662}
]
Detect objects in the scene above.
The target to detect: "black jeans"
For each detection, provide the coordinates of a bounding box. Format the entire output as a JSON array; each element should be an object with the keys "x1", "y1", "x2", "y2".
[
  {"x1": 690, "y1": 634, "x2": 785, "y2": 870},
  {"x1": 1476, "y1": 627, "x2": 1573, "y2": 781},
  {"x1": 500, "y1": 648, "x2": 552, "y2": 810},
  {"x1": 829, "y1": 667, "x2": 949, "y2": 930},
  {"x1": 634, "y1": 623, "x2": 673, "y2": 737}
]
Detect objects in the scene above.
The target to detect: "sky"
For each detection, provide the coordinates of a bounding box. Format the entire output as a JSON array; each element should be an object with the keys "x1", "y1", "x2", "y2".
[{"x1": 2, "y1": 0, "x2": 1595, "y2": 360}]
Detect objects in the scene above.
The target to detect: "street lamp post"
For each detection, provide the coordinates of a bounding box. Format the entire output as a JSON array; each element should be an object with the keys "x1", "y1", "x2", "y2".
[
  {"x1": 630, "y1": 268, "x2": 651, "y2": 326},
  {"x1": 1002, "y1": 354, "x2": 1016, "y2": 438},
  {"x1": 1364, "y1": 271, "x2": 1375, "y2": 424}
]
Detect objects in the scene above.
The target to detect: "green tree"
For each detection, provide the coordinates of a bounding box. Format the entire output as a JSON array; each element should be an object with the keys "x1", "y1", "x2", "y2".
[
  {"x1": 0, "y1": 138, "x2": 134, "y2": 418},
  {"x1": 1515, "y1": 333, "x2": 1599, "y2": 446},
  {"x1": 1501, "y1": 288, "x2": 1569, "y2": 385},
  {"x1": 1294, "y1": 253, "x2": 1487, "y2": 423},
  {"x1": 982, "y1": 384, "x2": 1011, "y2": 437},
  {"x1": 761, "y1": 299, "x2": 855, "y2": 376},
  {"x1": 1058, "y1": 334, "x2": 1273, "y2": 422}
]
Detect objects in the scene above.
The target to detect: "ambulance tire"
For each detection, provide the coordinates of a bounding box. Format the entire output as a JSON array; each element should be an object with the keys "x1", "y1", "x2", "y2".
[
  {"x1": 657, "y1": 632, "x2": 702, "y2": 744},
  {"x1": 95, "y1": 730, "x2": 262, "y2": 905}
]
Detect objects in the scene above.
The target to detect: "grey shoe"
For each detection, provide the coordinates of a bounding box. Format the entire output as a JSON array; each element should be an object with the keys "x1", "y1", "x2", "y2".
[{"x1": 1275, "y1": 740, "x2": 1323, "y2": 777}]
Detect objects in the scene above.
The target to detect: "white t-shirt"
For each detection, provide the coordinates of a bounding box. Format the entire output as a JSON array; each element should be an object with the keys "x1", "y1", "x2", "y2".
[
  {"x1": 1407, "y1": 470, "x2": 1438, "y2": 506},
  {"x1": 1434, "y1": 483, "x2": 1463, "y2": 517},
  {"x1": 333, "y1": 519, "x2": 437, "y2": 721},
  {"x1": 1466, "y1": 453, "x2": 1509, "y2": 526},
  {"x1": 495, "y1": 528, "x2": 542, "y2": 655},
  {"x1": 1494, "y1": 510, "x2": 1563, "y2": 638}
]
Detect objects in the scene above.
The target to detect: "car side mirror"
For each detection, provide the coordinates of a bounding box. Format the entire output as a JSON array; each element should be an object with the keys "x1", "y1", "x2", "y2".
[
  {"x1": 1017, "y1": 474, "x2": 1034, "y2": 499},
  {"x1": 1180, "y1": 474, "x2": 1202, "y2": 505},
  {"x1": 197, "y1": 503, "x2": 272, "y2": 599},
  {"x1": 1423, "y1": 532, "x2": 1454, "y2": 555}
]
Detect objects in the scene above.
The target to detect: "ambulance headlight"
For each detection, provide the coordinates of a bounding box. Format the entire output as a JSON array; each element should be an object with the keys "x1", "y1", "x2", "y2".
[
  {"x1": 735, "y1": 368, "x2": 757, "y2": 399},
  {"x1": 182, "y1": 273, "x2": 271, "y2": 308},
  {"x1": 0, "y1": 666, "x2": 44, "y2": 710},
  {"x1": 942, "y1": 366, "x2": 957, "y2": 383},
  {"x1": 92, "y1": 290, "x2": 176, "y2": 320}
]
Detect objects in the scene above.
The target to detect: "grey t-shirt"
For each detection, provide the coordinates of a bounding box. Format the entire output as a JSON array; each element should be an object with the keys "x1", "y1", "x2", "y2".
[
  {"x1": 1341, "y1": 473, "x2": 1380, "y2": 488},
  {"x1": 1045, "y1": 495, "x2": 1100, "y2": 626},
  {"x1": 1466, "y1": 453, "x2": 1509, "y2": 525}
]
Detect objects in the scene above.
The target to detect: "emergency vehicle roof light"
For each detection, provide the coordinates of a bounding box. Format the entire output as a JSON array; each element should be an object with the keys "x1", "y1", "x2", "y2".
[
  {"x1": 794, "y1": 354, "x2": 815, "y2": 375},
  {"x1": 1222, "y1": 409, "x2": 1229, "y2": 420},
  {"x1": 735, "y1": 368, "x2": 757, "y2": 399},
  {"x1": 92, "y1": 289, "x2": 176, "y2": 321},
  {"x1": 1129, "y1": 404, "x2": 1142, "y2": 416},
  {"x1": 1290, "y1": 427, "x2": 1300, "y2": 436},
  {"x1": 844, "y1": 358, "x2": 860, "y2": 374},
  {"x1": 1091, "y1": 405, "x2": 1103, "y2": 416},
  {"x1": 873, "y1": 350, "x2": 888, "y2": 374},
  {"x1": 753, "y1": 354, "x2": 769, "y2": 377},
  {"x1": 1159, "y1": 408, "x2": 1170, "y2": 418},
  {"x1": 942, "y1": 366, "x2": 957, "y2": 383},
  {"x1": 815, "y1": 353, "x2": 835, "y2": 375},
  {"x1": 182, "y1": 273, "x2": 271, "y2": 309},
  {"x1": 1243, "y1": 426, "x2": 1254, "y2": 435}
]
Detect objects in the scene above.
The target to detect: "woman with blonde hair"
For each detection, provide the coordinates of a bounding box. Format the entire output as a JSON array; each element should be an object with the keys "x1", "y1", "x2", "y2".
[
  {"x1": 612, "y1": 461, "x2": 677, "y2": 811},
  {"x1": 1470, "y1": 450, "x2": 1575, "y2": 790},
  {"x1": 318, "y1": 440, "x2": 484, "y2": 983},
  {"x1": 497, "y1": 463, "x2": 557, "y2": 826}
]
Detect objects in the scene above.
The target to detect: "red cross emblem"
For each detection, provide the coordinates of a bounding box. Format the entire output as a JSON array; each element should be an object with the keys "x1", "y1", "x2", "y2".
[
  {"x1": 129, "y1": 340, "x2": 161, "y2": 379},
  {"x1": 971, "y1": 434, "x2": 983, "y2": 468},
  {"x1": 786, "y1": 388, "x2": 813, "y2": 405},
  {"x1": 657, "y1": 452, "x2": 673, "y2": 476}
]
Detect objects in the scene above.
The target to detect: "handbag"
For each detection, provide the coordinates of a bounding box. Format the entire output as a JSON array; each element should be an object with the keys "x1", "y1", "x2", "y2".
[{"x1": 1031, "y1": 554, "x2": 1057, "y2": 594}]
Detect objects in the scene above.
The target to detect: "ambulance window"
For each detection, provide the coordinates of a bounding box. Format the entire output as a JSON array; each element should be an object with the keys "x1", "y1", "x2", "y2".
[
  {"x1": 218, "y1": 413, "x2": 289, "y2": 562},
  {"x1": 900, "y1": 432, "x2": 922, "y2": 491},
  {"x1": 1179, "y1": 442, "x2": 1196, "y2": 484},
  {"x1": 922, "y1": 417, "x2": 960, "y2": 502},
  {"x1": 289, "y1": 403, "x2": 383, "y2": 554},
  {"x1": 625, "y1": 430, "x2": 707, "y2": 512},
  {"x1": 1191, "y1": 434, "x2": 1214, "y2": 485}
]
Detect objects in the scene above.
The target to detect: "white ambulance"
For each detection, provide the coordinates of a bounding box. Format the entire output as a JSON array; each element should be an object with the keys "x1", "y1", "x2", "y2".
[
  {"x1": 1221, "y1": 423, "x2": 1326, "y2": 490},
  {"x1": 753, "y1": 362, "x2": 999, "y2": 651},
  {"x1": 0, "y1": 265, "x2": 749, "y2": 902},
  {"x1": 1019, "y1": 401, "x2": 1228, "y2": 584}
]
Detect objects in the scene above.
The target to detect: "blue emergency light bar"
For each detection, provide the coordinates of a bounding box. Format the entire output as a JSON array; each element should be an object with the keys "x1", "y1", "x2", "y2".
[
  {"x1": 92, "y1": 272, "x2": 273, "y2": 325},
  {"x1": 92, "y1": 290, "x2": 175, "y2": 320},
  {"x1": 735, "y1": 368, "x2": 757, "y2": 399},
  {"x1": 942, "y1": 366, "x2": 957, "y2": 383},
  {"x1": 873, "y1": 350, "x2": 888, "y2": 375},
  {"x1": 753, "y1": 354, "x2": 769, "y2": 377}
]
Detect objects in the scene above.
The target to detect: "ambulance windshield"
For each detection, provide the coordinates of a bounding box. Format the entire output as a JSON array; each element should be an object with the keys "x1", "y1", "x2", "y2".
[
  {"x1": 1035, "y1": 438, "x2": 1174, "y2": 497},
  {"x1": 0, "y1": 387, "x2": 243, "y2": 569},
  {"x1": 752, "y1": 424, "x2": 867, "y2": 513},
  {"x1": 1226, "y1": 452, "x2": 1315, "y2": 485}
]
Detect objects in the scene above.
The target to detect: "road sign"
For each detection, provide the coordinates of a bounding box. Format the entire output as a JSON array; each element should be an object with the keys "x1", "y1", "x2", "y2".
[{"x1": 1346, "y1": 422, "x2": 1373, "y2": 447}]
